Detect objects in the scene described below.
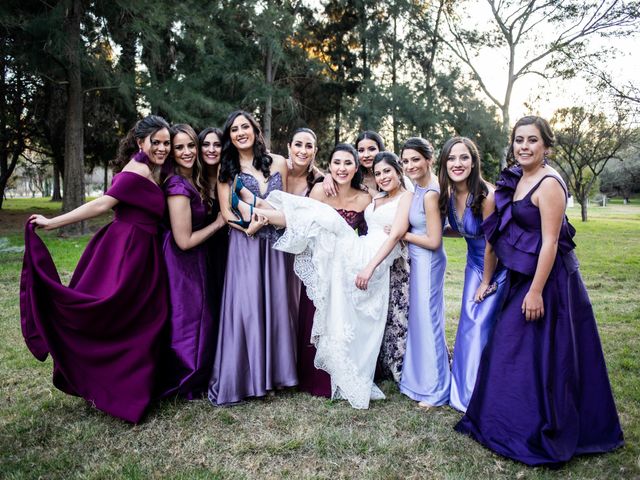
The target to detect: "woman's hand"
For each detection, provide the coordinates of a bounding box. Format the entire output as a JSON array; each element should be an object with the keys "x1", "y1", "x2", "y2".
[
  {"x1": 474, "y1": 282, "x2": 489, "y2": 303},
  {"x1": 522, "y1": 289, "x2": 544, "y2": 321},
  {"x1": 29, "y1": 214, "x2": 55, "y2": 230},
  {"x1": 245, "y1": 213, "x2": 269, "y2": 237},
  {"x1": 322, "y1": 175, "x2": 338, "y2": 197},
  {"x1": 212, "y1": 212, "x2": 226, "y2": 230},
  {"x1": 355, "y1": 266, "x2": 374, "y2": 291}
]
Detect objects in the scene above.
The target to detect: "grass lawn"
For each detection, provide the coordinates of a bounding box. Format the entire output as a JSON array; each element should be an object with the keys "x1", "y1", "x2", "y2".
[{"x1": 1, "y1": 199, "x2": 638, "y2": 479}]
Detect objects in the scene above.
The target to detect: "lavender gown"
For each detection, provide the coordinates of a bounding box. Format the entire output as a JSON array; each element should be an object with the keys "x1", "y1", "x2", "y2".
[
  {"x1": 20, "y1": 172, "x2": 168, "y2": 423},
  {"x1": 447, "y1": 195, "x2": 507, "y2": 412},
  {"x1": 297, "y1": 209, "x2": 368, "y2": 398},
  {"x1": 159, "y1": 175, "x2": 214, "y2": 399},
  {"x1": 208, "y1": 172, "x2": 298, "y2": 405},
  {"x1": 455, "y1": 168, "x2": 624, "y2": 466},
  {"x1": 399, "y1": 183, "x2": 450, "y2": 405}
]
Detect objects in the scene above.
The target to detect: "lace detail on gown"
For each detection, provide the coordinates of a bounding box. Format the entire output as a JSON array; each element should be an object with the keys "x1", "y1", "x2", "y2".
[{"x1": 268, "y1": 191, "x2": 403, "y2": 408}]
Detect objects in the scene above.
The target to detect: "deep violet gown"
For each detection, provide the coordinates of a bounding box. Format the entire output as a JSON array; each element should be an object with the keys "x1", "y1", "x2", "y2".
[
  {"x1": 455, "y1": 167, "x2": 624, "y2": 466},
  {"x1": 20, "y1": 172, "x2": 168, "y2": 423},
  {"x1": 159, "y1": 175, "x2": 214, "y2": 399},
  {"x1": 448, "y1": 195, "x2": 508, "y2": 413},
  {"x1": 297, "y1": 208, "x2": 368, "y2": 398},
  {"x1": 208, "y1": 172, "x2": 298, "y2": 406},
  {"x1": 399, "y1": 182, "x2": 450, "y2": 405}
]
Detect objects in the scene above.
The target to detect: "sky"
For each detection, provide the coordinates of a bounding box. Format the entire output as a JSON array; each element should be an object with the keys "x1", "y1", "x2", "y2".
[{"x1": 454, "y1": 2, "x2": 640, "y2": 122}]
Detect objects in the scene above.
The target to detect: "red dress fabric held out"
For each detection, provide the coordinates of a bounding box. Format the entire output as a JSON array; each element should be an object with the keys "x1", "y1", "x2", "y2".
[{"x1": 20, "y1": 172, "x2": 169, "y2": 423}]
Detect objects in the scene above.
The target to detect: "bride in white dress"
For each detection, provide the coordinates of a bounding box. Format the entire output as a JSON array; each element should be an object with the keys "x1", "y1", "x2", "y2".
[{"x1": 234, "y1": 152, "x2": 413, "y2": 408}]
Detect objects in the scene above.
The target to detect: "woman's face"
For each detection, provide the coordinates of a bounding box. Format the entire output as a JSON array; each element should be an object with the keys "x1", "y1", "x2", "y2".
[
  {"x1": 401, "y1": 148, "x2": 431, "y2": 182},
  {"x1": 288, "y1": 132, "x2": 317, "y2": 170},
  {"x1": 446, "y1": 142, "x2": 474, "y2": 184},
  {"x1": 374, "y1": 160, "x2": 401, "y2": 193},
  {"x1": 201, "y1": 132, "x2": 222, "y2": 166},
  {"x1": 330, "y1": 150, "x2": 358, "y2": 185},
  {"x1": 513, "y1": 124, "x2": 545, "y2": 168},
  {"x1": 138, "y1": 128, "x2": 171, "y2": 165},
  {"x1": 230, "y1": 115, "x2": 256, "y2": 151},
  {"x1": 357, "y1": 138, "x2": 380, "y2": 170},
  {"x1": 172, "y1": 132, "x2": 197, "y2": 172}
]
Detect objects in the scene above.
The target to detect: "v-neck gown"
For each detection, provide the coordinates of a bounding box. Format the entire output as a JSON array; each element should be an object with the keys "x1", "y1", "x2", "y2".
[
  {"x1": 208, "y1": 172, "x2": 298, "y2": 406},
  {"x1": 448, "y1": 195, "x2": 508, "y2": 413},
  {"x1": 455, "y1": 167, "x2": 624, "y2": 466},
  {"x1": 20, "y1": 172, "x2": 169, "y2": 423},
  {"x1": 267, "y1": 190, "x2": 405, "y2": 409}
]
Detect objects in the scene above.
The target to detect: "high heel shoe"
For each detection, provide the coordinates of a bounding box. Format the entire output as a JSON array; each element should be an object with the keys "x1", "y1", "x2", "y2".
[
  {"x1": 229, "y1": 175, "x2": 255, "y2": 229},
  {"x1": 233, "y1": 175, "x2": 258, "y2": 206}
]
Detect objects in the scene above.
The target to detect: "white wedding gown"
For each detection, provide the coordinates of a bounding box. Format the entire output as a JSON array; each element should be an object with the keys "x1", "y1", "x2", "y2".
[{"x1": 267, "y1": 190, "x2": 404, "y2": 408}]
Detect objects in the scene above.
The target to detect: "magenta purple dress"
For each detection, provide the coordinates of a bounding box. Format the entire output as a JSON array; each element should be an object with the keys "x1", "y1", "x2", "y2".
[
  {"x1": 208, "y1": 172, "x2": 298, "y2": 405},
  {"x1": 20, "y1": 172, "x2": 168, "y2": 423},
  {"x1": 159, "y1": 175, "x2": 214, "y2": 399},
  {"x1": 455, "y1": 167, "x2": 624, "y2": 466},
  {"x1": 297, "y1": 208, "x2": 368, "y2": 398}
]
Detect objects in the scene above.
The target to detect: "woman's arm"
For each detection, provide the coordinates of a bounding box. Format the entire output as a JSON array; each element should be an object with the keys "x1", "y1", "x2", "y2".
[
  {"x1": 474, "y1": 189, "x2": 498, "y2": 302},
  {"x1": 355, "y1": 192, "x2": 412, "y2": 290},
  {"x1": 321, "y1": 174, "x2": 338, "y2": 197},
  {"x1": 167, "y1": 195, "x2": 226, "y2": 250},
  {"x1": 522, "y1": 178, "x2": 565, "y2": 321},
  {"x1": 401, "y1": 190, "x2": 442, "y2": 250},
  {"x1": 29, "y1": 195, "x2": 118, "y2": 230},
  {"x1": 217, "y1": 180, "x2": 248, "y2": 232}
]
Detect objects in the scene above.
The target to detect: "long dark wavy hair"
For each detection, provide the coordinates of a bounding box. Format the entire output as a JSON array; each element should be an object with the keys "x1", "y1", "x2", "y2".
[
  {"x1": 166, "y1": 124, "x2": 210, "y2": 203},
  {"x1": 437, "y1": 137, "x2": 489, "y2": 219},
  {"x1": 328, "y1": 143, "x2": 362, "y2": 189},
  {"x1": 113, "y1": 115, "x2": 170, "y2": 172},
  {"x1": 218, "y1": 110, "x2": 272, "y2": 183},
  {"x1": 372, "y1": 151, "x2": 406, "y2": 190},
  {"x1": 506, "y1": 116, "x2": 555, "y2": 167}
]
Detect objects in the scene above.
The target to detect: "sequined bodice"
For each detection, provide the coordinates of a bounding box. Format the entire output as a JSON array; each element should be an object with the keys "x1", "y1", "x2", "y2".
[
  {"x1": 239, "y1": 171, "x2": 283, "y2": 242},
  {"x1": 336, "y1": 209, "x2": 368, "y2": 235}
]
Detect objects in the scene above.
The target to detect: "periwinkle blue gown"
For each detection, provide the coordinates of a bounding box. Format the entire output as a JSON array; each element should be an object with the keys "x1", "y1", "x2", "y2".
[
  {"x1": 455, "y1": 167, "x2": 624, "y2": 466},
  {"x1": 448, "y1": 195, "x2": 507, "y2": 412},
  {"x1": 208, "y1": 172, "x2": 298, "y2": 406},
  {"x1": 399, "y1": 183, "x2": 450, "y2": 405}
]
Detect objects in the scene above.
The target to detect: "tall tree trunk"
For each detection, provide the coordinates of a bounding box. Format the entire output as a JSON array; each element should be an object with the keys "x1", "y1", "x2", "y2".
[
  {"x1": 580, "y1": 199, "x2": 588, "y2": 222},
  {"x1": 391, "y1": 12, "x2": 399, "y2": 153},
  {"x1": 61, "y1": 0, "x2": 85, "y2": 235},
  {"x1": 51, "y1": 162, "x2": 62, "y2": 201},
  {"x1": 264, "y1": 43, "x2": 273, "y2": 150}
]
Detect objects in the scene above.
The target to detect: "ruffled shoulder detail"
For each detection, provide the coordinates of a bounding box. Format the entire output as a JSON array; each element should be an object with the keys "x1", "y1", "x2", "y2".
[
  {"x1": 483, "y1": 166, "x2": 520, "y2": 246},
  {"x1": 163, "y1": 175, "x2": 194, "y2": 198}
]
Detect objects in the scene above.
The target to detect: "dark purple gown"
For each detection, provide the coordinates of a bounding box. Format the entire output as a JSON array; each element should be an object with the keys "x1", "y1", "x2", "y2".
[
  {"x1": 455, "y1": 167, "x2": 624, "y2": 466},
  {"x1": 159, "y1": 175, "x2": 214, "y2": 399},
  {"x1": 297, "y1": 208, "x2": 368, "y2": 398},
  {"x1": 20, "y1": 172, "x2": 168, "y2": 423},
  {"x1": 205, "y1": 196, "x2": 229, "y2": 352}
]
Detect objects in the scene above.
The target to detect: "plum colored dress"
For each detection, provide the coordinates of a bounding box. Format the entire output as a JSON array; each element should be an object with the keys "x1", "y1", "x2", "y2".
[
  {"x1": 159, "y1": 175, "x2": 214, "y2": 399},
  {"x1": 297, "y1": 208, "x2": 368, "y2": 398},
  {"x1": 20, "y1": 172, "x2": 168, "y2": 423},
  {"x1": 208, "y1": 172, "x2": 298, "y2": 406},
  {"x1": 399, "y1": 182, "x2": 450, "y2": 405},
  {"x1": 447, "y1": 195, "x2": 508, "y2": 413},
  {"x1": 455, "y1": 167, "x2": 624, "y2": 466}
]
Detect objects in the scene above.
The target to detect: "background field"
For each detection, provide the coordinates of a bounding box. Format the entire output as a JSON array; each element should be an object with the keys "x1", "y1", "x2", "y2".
[{"x1": 1, "y1": 199, "x2": 638, "y2": 479}]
